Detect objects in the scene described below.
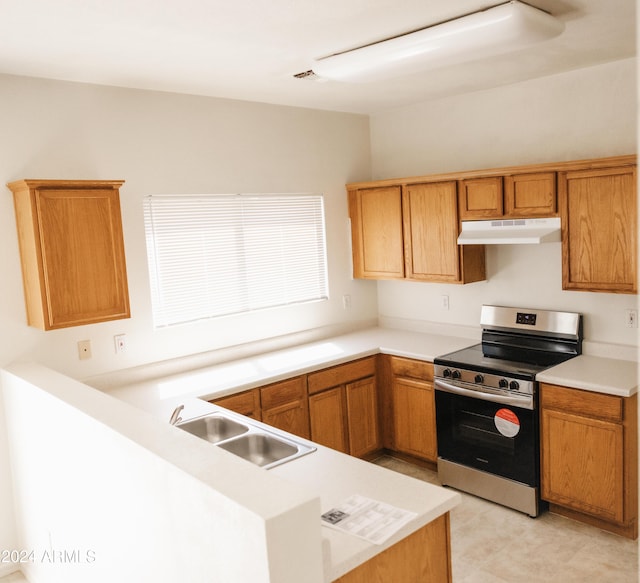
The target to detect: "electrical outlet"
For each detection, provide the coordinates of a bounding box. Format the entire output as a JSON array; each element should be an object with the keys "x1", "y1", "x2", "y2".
[
  {"x1": 342, "y1": 294, "x2": 352, "y2": 310},
  {"x1": 625, "y1": 309, "x2": 638, "y2": 328},
  {"x1": 77, "y1": 340, "x2": 92, "y2": 360},
  {"x1": 441, "y1": 295, "x2": 450, "y2": 310},
  {"x1": 114, "y1": 334, "x2": 127, "y2": 353}
]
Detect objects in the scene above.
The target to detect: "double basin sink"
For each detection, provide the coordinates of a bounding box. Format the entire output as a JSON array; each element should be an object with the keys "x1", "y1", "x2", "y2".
[{"x1": 176, "y1": 411, "x2": 316, "y2": 469}]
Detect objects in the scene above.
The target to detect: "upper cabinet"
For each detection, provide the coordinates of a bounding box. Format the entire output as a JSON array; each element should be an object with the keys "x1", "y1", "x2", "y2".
[
  {"x1": 458, "y1": 176, "x2": 504, "y2": 219},
  {"x1": 404, "y1": 181, "x2": 484, "y2": 283},
  {"x1": 348, "y1": 182, "x2": 485, "y2": 285},
  {"x1": 559, "y1": 165, "x2": 637, "y2": 294},
  {"x1": 8, "y1": 179, "x2": 130, "y2": 330},
  {"x1": 348, "y1": 186, "x2": 404, "y2": 279},
  {"x1": 347, "y1": 155, "x2": 636, "y2": 293},
  {"x1": 504, "y1": 172, "x2": 557, "y2": 217},
  {"x1": 458, "y1": 172, "x2": 557, "y2": 220}
]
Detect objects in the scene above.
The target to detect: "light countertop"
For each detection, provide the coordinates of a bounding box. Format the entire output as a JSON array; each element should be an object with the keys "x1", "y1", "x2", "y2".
[
  {"x1": 105, "y1": 327, "x2": 637, "y2": 413},
  {"x1": 102, "y1": 325, "x2": 636, "y2": 580},
  {"x1": 537, "y1": 354, "x2": 638, "y2": 397}
]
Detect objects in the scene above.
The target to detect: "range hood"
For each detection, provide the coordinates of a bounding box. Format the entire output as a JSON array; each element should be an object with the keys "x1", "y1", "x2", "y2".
[{"x1": 457, "y1": 217, "x2": 561, "y2": 245}]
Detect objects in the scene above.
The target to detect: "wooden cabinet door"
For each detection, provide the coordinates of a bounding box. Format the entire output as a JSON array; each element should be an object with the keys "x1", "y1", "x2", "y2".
[
  {"x1": 348, "y1": 186, "x2": 404, "y2": 279},
  {"x1": 458, "y1": 176, "x2": 503, "y2": 219},
  {"x1": 541, "y1": 408, "x2": 624, "y2": 523},
  {"x1": 403, "y1": 182, "x2": 460, "y2": 282},
  {"x1": 559, "y1": 166, "x2": 637, "y2": 293},
  {"x1": 9, "y1": 180, "x2": 130, "y2": 329},
  {"x1": 309, "y1": 387, "x2": 348, "y2": 454},
  {"x1": 212, "y1": 389, "x2": 261, "y2": 421},
  {"x1": 504, "y1": 172, "x2": 556, "y2": 217},
  {"x1": 346, "y1": 376, "x2": 381, "y2": 458},
  {"x1": 392, "y1": 376, "x2": 437, "y2": 462},
  {"x1": 260, "y1": 377, "x2": 310, "y2": 438}
]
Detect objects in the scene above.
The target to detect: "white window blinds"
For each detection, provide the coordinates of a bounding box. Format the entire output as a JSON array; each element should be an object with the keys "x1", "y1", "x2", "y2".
[{"x1": 143, "y1": 193, "x2": 329, "y2": 328}]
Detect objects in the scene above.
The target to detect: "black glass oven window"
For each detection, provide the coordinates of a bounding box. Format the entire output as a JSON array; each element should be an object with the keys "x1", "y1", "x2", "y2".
[{"x1": 435, "y1": 390, "x2": 539, "y2": 486}]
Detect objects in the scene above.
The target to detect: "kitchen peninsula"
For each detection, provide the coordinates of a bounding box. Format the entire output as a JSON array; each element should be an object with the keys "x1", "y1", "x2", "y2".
[{"x1": 3, "y1": 324, "x2": 636, "y2": 583}]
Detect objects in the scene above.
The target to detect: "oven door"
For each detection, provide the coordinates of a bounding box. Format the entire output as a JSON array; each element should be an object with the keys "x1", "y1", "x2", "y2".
[{"x1": 435, "y1": 379, "x2": 539, "y2": 486}]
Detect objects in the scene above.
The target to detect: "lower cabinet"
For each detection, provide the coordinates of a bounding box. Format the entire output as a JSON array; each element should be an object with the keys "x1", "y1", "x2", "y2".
[
  {"x1": 308, "y1": 357, "x2": 381, "y2": 458},
  {"x1": 211, "y1": 388, "x2": 261, "y2": 420},
  {"x1": 260, "y1": 376, "x2": 310, "y2": 439},
  {"x1": 540, "y1": 383, "x2": 638, "y2": 539},
  {"x1": 385, "y1": 356, "x2": 437, "y2": 463},
  {"x1": 333, "y1": 513, "x2": 452, "y2": 583},
  {"x1": 211, "y1": 378, "x2": 310, "y2": 439}
]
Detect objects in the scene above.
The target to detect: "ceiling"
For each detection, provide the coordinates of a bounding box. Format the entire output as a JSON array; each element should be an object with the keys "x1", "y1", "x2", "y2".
[{"x1": 0, "y1": 0, "x2": 635, "y2": 114}]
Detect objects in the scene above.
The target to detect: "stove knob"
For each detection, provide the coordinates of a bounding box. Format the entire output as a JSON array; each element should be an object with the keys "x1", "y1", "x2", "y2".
[
  {"x1": 474, "y1": 374, "x2": 484, "y2": 384},
  {"x1": 443, "y1": 368, "x2": 452, "y2": 378},
  {"x1": 498, "y1": 378, "x2": 509, "y2": 389},
  {"x1": 451, "y1": 370, "x2": 461, "y2": 380},
  {"x1": 509, "y1": 380, "x2": 520, "y2": 391}
]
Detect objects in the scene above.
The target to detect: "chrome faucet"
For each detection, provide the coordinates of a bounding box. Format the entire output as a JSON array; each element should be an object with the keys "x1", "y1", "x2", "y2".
[{"x1": 169, "y1": 404, "x2": 184, "y2": 425}]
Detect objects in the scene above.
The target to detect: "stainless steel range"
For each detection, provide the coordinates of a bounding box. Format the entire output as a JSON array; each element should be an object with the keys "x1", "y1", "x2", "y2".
[{"x1": 434, "y1": 305, "x2": 582, "y2": 517}]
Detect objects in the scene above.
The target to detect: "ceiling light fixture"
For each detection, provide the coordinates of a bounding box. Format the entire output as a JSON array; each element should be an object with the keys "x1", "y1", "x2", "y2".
[{"x1": 311, "y1": 1, "x2": 564, "y2": 83}]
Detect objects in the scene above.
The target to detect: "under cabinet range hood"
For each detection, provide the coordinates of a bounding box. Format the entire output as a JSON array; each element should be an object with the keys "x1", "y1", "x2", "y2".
[{"x1": 457, "y1": 217, "x2": 561, "y2": 245}]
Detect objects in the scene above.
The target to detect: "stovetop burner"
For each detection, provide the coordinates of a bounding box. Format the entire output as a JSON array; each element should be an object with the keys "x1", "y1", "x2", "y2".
[
  {"x1": 434, "y1": 305, "x2": 583, "y2": 383},
  {"x1": 435, "y1": 343, "x2": 548, "y2": 381}
]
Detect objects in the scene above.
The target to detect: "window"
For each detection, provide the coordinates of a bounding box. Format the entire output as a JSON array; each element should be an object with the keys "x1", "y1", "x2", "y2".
[{"x1": 143, "y1": 193, "x2": 329, "y2": 328}]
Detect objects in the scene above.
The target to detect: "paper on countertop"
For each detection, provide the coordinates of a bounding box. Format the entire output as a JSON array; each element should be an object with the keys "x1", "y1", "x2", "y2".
[{"x1": 321, "y1": 494, "x2": 417, "y2": 545}]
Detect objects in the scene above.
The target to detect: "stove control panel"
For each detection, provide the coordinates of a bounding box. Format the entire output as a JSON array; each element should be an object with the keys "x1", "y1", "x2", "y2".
[{"x1": 435, "y1": 365, "x2": 534, "y2": 396}]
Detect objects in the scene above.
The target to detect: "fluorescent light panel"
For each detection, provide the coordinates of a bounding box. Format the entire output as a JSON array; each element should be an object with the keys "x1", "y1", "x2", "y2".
[{"x1": 313, "y1": 1, "x2": 565, "y2": 82}]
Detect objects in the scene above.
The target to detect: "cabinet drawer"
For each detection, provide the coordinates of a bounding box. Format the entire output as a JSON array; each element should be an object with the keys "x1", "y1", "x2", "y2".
[
  {"x1": 390, "y1": 356, "x2": 433, "y2": 381},
  {"x1": 540, "y1": 383, "x2": 623, "y2": 423},
  {"x1": 260, "y1": 376, "x2": 306, "y2": 410},
  {"x1": 308, "y1": 357, "x2": 377, "y2": 395},
  {"x1": 211, "y1": 388, "x2": 261, "y2": 419}
]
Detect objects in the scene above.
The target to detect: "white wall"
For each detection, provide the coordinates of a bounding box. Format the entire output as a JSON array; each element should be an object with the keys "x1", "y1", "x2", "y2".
[
  {"x1": 370, "y1": 58, "x2": 639, "y2": 349},
  {"x1": 0, "y1": 73, "x2": 377, "y2": 573},
  {"x1": 0, "y1": 73, "x2": 377, "y2": 380},
  {"x1": 2, "y1": 363, "x2": 323, "y2": 583}
]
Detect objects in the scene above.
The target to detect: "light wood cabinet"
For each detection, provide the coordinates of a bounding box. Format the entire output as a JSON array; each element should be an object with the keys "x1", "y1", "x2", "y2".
[
  {"x1": 540, "y1": 383, "x2": 637, "y2": 539},
  {"x1": 308, "y1": 357, "x2": 381, "y2": 458},
  {"x1": 211, "y1": 388, "x2": 261, "y2": 421},
  {"x1": 458, "y1": 173, "x2": 557, "y2": 219},
  {"x1": 348, "y1": 181, "x2": 485, "y2": 284},
  {"x1": 309, "y1": 387, "x2": 348, "y2": 453},
  {"x1": 345, "y1": 375, "x2": 380, "y2": 458},
  {"x1": 559, "y1": 165, "x2": 637, "y2": 293},
  {"x1": 458, "y1": 176, "x2": 504, "y2": 219},
  {"x1": 333, "y1": 513, "x2": 452, "y2": 583},
  {"x1": 387, "y1": 356, "x2": 437, "y2": 463},
  {"x1": 8, "y1": 179, "x2": 130, "y2": 330},
  {"x1": 348, "y1": 186, "x2": 404, "y2": 279},
  {"x1": 504, "y1": 172, "x2": 556, "y2": 217},
  {"x1": 403, "y1": 182, "x2": 461, "y2": 282},
  {"x1": 260, "y1": 376, "x2": 310, "y2": 439}
]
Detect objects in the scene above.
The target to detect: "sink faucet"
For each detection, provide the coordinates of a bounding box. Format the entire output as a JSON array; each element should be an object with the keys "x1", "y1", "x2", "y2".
[{"x1": 169, "y1": 404, "x2": 184, "y2": 425}]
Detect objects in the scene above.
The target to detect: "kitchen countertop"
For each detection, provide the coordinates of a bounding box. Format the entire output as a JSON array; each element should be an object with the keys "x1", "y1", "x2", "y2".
[
  {"x1": 537, "y1": 354, "x2": 638, "y2": 397},
  {"x1": 102, "y1": 325, "x2": 636, "y2": 580},
  {"x1": 105, "y1": 327, "x2": 478, "y2": 414},
  {"x1": 105, "y1": 326, "x2": 637, "y2": 410}
]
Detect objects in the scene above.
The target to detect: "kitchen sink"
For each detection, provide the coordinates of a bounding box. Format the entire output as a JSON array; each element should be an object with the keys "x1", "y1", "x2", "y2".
[
  {"x1": 175, "y1": 410, "x2": 315, "y2": 469},
  {"x1": 178, "y1": 414, "x2": 249, "y2": 443},
  {"x1": 217, "y1": 433, "x2": 298, "y2": 467}
]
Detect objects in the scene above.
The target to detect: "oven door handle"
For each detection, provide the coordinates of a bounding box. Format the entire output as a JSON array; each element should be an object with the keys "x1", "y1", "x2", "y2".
[{"x1": 434, "y1": 379, "x2": 534, "y2": 410}]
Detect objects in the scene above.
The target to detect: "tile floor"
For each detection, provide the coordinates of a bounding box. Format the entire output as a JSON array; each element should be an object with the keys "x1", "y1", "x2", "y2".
[
  {"x1": 0, "y1": 574, "x2": 27, "y2": 583},
  {"x1": 375, "y1": 455, "x2": 639, "y2": 583}
]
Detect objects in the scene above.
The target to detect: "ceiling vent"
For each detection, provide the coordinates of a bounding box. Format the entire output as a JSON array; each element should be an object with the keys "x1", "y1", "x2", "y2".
[{"x1": 293, "y1": 70, "x2": 319, "y2": 80}]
